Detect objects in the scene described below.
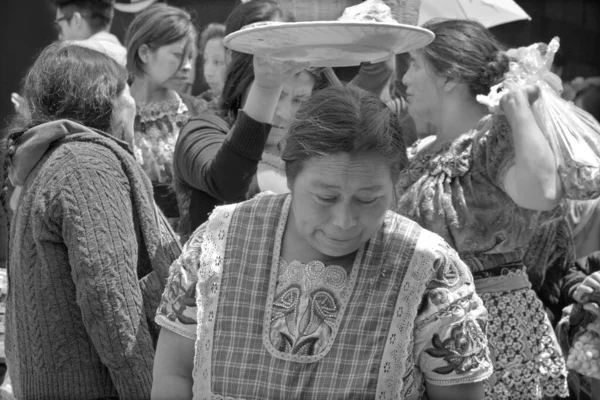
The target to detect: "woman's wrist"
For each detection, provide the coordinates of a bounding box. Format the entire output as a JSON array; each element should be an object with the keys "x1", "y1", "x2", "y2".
[{"x1": 242, "y1": 82, "x2": 282, "y2": 124}]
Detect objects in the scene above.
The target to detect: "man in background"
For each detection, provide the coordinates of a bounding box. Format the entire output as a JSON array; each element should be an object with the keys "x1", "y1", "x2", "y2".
[
  {"x1": 11, "y1": 0, "x2": 127, "y2": 118},
  {"x1": 53, "y1": 0, "x2": 127, "y2": 66}
]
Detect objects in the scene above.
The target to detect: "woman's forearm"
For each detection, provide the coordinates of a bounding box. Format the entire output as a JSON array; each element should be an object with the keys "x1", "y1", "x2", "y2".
[
  {"x1": 506, "y1": 107, "x2": 562, "y2": 210},
  {"x1": 151, "y1": 375, "x2": 193, "y2": 400},
  {"x1": 242, "y1": 82, "x2": 282, "y2": 124}
]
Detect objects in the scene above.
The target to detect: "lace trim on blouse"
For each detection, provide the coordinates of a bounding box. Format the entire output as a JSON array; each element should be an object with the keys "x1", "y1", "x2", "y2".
[{"x1": 191, "y1": 202, "x2": 236, "y2": 398}]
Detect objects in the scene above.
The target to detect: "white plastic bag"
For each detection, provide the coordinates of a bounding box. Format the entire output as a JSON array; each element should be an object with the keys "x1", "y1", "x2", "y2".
[{"x1": 478, "y1": 38, "x2": 600, "y2": 200}]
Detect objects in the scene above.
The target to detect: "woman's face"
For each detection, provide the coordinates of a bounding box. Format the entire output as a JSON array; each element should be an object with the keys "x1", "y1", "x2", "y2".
[
  {"x1": 268, "y1": 71, "x2": 315, "y2": 149},
  {"x1": 203, "y1": 37, "x2": 226, "y2": 94},
  {"x1": 142, "y1": 38, "x2": 195, "y2": 90},
  {"x1": 402, "y1": 52, "x2": 445, "y2": 122},
  {"x1": 289, "y1": 152, "x2": 395, "y2": 259},
  {"x1": 111, "y1": 84, "x2": 136, "y2": 146}
]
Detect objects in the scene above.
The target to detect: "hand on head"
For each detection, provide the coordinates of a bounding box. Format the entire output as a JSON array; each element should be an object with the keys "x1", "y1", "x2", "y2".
[{"x1": 253, "y1": 56, "x2": 310, "y2": 90}]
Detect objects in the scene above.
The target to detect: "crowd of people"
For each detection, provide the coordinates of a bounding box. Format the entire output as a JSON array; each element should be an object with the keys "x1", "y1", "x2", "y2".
[{"x1": 1, "y1": 0, "x2": 600, "y2": 399}]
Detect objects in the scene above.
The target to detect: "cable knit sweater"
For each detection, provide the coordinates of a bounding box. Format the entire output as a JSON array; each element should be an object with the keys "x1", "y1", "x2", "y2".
[{"x1": 5, "y1": 120, "x2": 181, "y2": 399}]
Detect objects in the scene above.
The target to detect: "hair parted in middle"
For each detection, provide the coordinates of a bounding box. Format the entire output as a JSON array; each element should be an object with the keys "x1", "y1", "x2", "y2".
[{"x1": 282, "y1": 84, "x2": 408, "y2": 184}]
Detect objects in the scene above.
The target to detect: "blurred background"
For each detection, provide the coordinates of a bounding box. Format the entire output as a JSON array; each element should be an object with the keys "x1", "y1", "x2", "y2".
[{"x1": 0, "y1": 0, "x2": 598, "y2": 132}]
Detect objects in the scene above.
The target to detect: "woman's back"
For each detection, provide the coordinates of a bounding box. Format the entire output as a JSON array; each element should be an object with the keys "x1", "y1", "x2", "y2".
[
  {"x1": 395, "y1": 115, "x2": 562, "y2": 271},
  {"x1": 7, "y1": 123, "x2": 157, "y2": 399}
]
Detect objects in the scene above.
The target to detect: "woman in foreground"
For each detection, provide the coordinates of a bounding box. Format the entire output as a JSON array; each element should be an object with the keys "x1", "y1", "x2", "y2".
[{"x1": 152, "y1": 85, "x2": 492, "y2": 400}]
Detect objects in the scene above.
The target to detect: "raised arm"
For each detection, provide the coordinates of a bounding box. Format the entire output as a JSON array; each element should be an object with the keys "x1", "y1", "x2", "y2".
[
  {"x1": 501, "y1": 82, "x2": 562, "y2": 211},
  {"x1": 174, "y1": 56, "x2": 307, "y2": 202}
]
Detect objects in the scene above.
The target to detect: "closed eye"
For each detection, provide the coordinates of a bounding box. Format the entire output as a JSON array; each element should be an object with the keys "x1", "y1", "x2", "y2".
[
  {"x1": 356, "y1": 197, "x2": 378, "y2": 205},
  {"x1": 315, "y1": 195, "x2": 337, "y2": 204}
]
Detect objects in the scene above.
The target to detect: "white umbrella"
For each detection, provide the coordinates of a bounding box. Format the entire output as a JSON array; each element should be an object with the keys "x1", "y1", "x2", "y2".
[{"x1": 418, "y1": 0, "x2": 531, "y2": 28}]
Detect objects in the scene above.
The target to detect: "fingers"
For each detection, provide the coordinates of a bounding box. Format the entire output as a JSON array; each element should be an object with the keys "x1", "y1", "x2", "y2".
[
  {"x1": 282, "y1": 61, "x2": 310, "y2": 77},
  {"x1": 10, "y1": 93, "x2": 23, "y2": 106},
  {"x1": 575, "y1": 285, "x2": 594, "y2": 302},
  {"x1": 586, "y1": 273, "x2": 600, "y2": 292}
]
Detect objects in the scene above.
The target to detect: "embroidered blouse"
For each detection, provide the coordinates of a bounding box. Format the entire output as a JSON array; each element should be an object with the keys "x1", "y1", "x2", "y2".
[
  {"x1": 133, "y1": 92, "x2": 204, "y2": 184},
  {"x1": 156, "y1": 194, "x2": 492, "y2": 399},
  {"x1": 395, "y1": 114, "x2": 562, "y2": 272}
]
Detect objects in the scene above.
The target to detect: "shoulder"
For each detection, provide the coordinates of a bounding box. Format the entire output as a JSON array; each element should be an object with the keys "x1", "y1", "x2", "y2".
[
  {"x1": 36, "y1": 140, "x2": 124, "y2": 182},
  {"x1": 182, "y1": 112, "x2": 229, "y2": 135},
  {"x1": 472, "y1": 114, "x2": 512, "y2": 147},
  {"x1": 180, "y1": 93, "x2": 209, "y2": 117},
  {"x1": 383, "y1": 213, "x2": 473, "y2": 285},
  {"x1": 58, "y1": 140, "x2": 127, "y2": 175}
]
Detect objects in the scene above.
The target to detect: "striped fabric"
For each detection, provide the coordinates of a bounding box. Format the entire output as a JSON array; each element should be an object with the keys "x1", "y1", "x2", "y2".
[{"x1": 157, "y1": 193, "x2": 492, "y2": 399}]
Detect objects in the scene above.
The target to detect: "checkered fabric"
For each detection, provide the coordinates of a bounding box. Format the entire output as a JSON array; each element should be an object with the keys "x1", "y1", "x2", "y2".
[{"x1": 157, "y1": 193, "x2": 492, "y2": 399}]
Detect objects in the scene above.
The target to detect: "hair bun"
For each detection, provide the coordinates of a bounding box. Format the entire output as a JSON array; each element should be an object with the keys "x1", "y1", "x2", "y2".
[{"x1": 474, "y1": 51, "x2": 510, "y2": 96}]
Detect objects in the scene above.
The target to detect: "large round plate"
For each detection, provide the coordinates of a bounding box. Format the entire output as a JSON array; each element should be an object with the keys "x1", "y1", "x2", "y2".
[{"x1": 223, "y1": 21, "x2": 434, "y2": 67}]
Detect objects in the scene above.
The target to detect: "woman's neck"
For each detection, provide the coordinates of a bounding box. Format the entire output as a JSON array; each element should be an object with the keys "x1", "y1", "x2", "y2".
[
  {"x1": 433, "y1": 97, "x2": 489, "y2": 145},
  {"x1": 130, "y1": 77, "x2": 173, "y2": 104},
  {"x1": 264, "y1": 142, "x2": 280, "y2": 156},
  {"x1": 281, "y1": 208, "x2": 356, "y2": 270}
]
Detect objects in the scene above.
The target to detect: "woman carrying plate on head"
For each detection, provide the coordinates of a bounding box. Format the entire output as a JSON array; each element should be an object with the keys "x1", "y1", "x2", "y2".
[
  {"x1": 152, "y1": 84, "x2": 492, "y2": 400},
  {"x1": 173, "y1": 0, "x2": 317, "y2": 241},
  {"x1": 394, "y1": 19, "x2": 575, "y2": 399}
]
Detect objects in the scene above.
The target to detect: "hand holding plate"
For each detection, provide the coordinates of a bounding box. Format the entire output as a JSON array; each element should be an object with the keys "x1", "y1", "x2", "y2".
[{"x1": 253, "y1": 55, "x2": 310, "y2": 90}]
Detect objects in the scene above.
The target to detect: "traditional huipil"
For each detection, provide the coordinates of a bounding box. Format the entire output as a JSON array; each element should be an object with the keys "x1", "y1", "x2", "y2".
[
  {"x1": 133, "y1": 92, "x2": 207, "y2": 223},
  {"x1": 395, "y1": 114, "x2": 570, "y2": 399},
  {"x1": 156, "y1": 193, "x2": 492, "y2": 399}
]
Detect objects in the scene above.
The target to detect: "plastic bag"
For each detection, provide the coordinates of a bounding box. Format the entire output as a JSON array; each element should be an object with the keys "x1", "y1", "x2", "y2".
[
  {"x1": 477, "y1": 37, "x2": 600, "y2": 200},
  {"x1": 556, "y1": 297, "x2": 600, "y2": 379}
]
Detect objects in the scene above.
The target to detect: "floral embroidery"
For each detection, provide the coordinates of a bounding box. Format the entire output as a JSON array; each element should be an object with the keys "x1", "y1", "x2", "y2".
[
  {"x1": 269, "y1": 259, "x2": 349, "y2": 357},
  {"x1": 133, "y1": 94, "x2": 191, "y2": 183},
  {"x1": 158, "y1": 264, "x2": 197, "y2": 325},
  {"x1": 425, "y1": 318, "x2": 489, "y2": 375},
  {"x1": 394, "y1": 114, "x2": 556, "y2": 273}
]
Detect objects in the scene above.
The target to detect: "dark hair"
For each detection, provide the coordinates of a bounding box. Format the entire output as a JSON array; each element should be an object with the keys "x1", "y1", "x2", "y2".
[
  {"x1": 282, "y1": 84, "x2": 407, "y2": 183},
  {"x1": 125, "y1": 3, "x2": 197, "y2": 79},
  {"x1": 1, "y1": 42, "x2": 128, "y2": 283},
  {"x1": 200, "y1": 23, "x2": 225, "y2": 52},
  {"x1": 53, "y1": 0, "x2": 115, "y2": 32},
  {"x1": 219, "y1": 0, "x2": 291, "y2": 119},
  {"x1": 419, "y1": 19, "x2": 509, "y2": 97},
  {"x1": 575, "y1": 84, "x2": 600, "y2": 121}
]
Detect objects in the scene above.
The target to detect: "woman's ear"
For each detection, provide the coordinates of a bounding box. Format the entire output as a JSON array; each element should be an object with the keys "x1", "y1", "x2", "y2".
[
  {"x1": 443, "y1": 79, "x2": 458, "y2": 93},
  {"x1": 138, "y1": 44, "x2": 151, "y2": 64},
  {"x1": 225, "y1": 49, "x2": 232, "y2": 67},
  {"x1": 71, "y1": 11, "x2": 83, "y2": 28}
]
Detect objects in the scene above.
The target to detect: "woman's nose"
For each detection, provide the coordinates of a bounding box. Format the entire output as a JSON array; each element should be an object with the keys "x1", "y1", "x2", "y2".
[
  {"x1": 332, "y1": 202, "x2": 357, "y2": 230},
  {"x1": 402, "y1": 66, "x2": 414, "y2": 86},
  {"x1": 181, "y1": 58, "x2": 192, "y2": 72}
]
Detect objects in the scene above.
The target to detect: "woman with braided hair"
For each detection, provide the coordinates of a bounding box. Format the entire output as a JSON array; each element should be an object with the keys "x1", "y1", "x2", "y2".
[{"x1": 1, "y1": 42, "x2": 180, "y2": 399}]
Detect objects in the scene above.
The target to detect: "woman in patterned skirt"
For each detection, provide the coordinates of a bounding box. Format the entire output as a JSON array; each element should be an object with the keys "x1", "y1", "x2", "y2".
[
  {"x1": 152, "y1": 85, "x2": 493, "y2": 399},
  {"x1": 394, "y1": 19, "x2": 581, "y2": 399}
]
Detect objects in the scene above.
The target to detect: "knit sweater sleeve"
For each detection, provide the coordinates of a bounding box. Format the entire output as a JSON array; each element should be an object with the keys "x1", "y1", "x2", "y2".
[
  {"x1": 174, "y1": 111, "x2": 270, "y2": 202},
  {"x1": 56, "y1": 153, "x2": 154, "y2": 399}
]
